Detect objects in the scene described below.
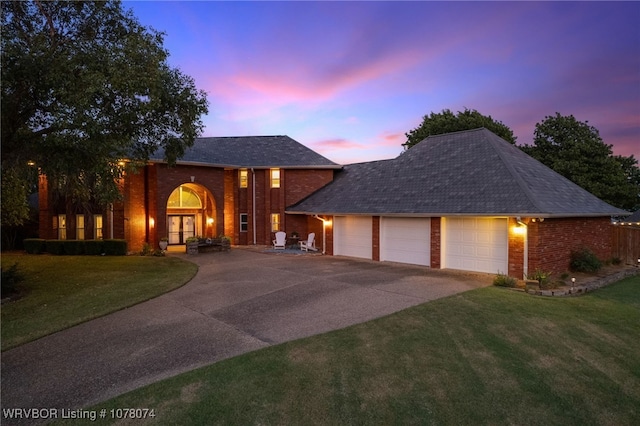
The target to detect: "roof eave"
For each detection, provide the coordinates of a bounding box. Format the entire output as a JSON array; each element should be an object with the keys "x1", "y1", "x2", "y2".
[{"x1": 149, "y1": 159, "x2": 343, "y2": 169}]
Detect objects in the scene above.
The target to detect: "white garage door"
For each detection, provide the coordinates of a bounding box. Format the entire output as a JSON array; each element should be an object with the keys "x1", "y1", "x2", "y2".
[
  {"x1": 334, "y1": 216, "x2": 372, "y2": 259},
  {"x1": 443, "y1": 217, "x2": 508, "y2": 274},
  {"x1": 381, "y1": 217, "x2": 430, "y2": 266}
]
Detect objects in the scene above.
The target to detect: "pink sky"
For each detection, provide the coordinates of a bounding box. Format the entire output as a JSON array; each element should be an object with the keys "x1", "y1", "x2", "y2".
[{"x1": 125, "y1": 1, "x2": 640, "y2": 165}]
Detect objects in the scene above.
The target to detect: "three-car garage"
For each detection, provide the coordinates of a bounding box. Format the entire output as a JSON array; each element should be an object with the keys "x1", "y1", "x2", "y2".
[{"x1": 332, "y1": 215, "x2": 509, "y2": 275}]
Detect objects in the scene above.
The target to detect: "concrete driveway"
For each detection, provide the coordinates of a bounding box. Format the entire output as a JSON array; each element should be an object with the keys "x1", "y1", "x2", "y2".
[{"x1": 1, "y1": 248, "x2": 492, "y2": 415}]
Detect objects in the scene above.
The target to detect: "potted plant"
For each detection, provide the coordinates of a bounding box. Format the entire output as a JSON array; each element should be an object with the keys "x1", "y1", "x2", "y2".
[{"x1": 159, "y1": 237, "x2": 169, "y2": 251}]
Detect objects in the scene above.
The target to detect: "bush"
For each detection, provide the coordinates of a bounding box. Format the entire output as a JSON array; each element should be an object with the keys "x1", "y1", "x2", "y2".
[
  {"x1": 1, "y1": 263, "x2": 24, "y2": 296},
  {"x1": 570, "y1": 248, "x2": 602, "y2": 273},
  {"x1": 45, "y1": 240, "x2": 66, "y2": 255},
  {"x1": 529, "y1": 268, "x2": 551, "y2": 286},
  {"x1": 63, "y1": 240, "x2": 85, "y2": 255},
  {"x1": 23, "y1": 238, "x2": 46, "y2": 254},
  {"x1": 103, "y1": 239, "x2": 127, "y2": 255},
  {"x1": 493, "y1": 273, "x2": 517, "y2": 288},
  {"x1": 84, "y1": 240, "x2": 105, "y2": 255}
]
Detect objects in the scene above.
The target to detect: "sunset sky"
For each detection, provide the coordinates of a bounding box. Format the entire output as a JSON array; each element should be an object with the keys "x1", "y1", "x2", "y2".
[{"x1": 124, "y1": 1, "x2": 640, "y2": 165}]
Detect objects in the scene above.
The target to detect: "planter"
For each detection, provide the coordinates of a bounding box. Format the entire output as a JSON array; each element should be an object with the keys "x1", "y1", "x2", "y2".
[
  {"x1": 186, "y1": 241, "x2": 199, "y2": 255},
  {"x1": 159, "y1": 241, "x2": 168, "y2": 250}
]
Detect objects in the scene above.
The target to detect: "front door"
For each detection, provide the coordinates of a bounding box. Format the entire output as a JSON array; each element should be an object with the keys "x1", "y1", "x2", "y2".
[{"x1": 168, "y1": 215, "x2": 195, "y2": 244}]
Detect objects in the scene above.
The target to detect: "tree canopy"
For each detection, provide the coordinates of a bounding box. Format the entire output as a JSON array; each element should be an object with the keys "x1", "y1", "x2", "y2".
[
  {"x1": 403, "y1": 108, "x2": 516, "y2": 149},
  {"x1": 1, "y1": 0, "x2": 209, "y2": 225},
  {"x1": 521, "y1": 113, "x2": 639, "y2": 211}
]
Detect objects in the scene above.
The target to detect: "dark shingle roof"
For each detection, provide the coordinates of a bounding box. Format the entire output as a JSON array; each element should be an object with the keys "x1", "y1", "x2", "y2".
[
  {"x1": 620, "y1": 210, "x2": 640, "y2": 223},
  {"x1": 150, "y1": 135, "x2": 340, "y2": 169},
  {"x1": 288, "y1": 128, "x2": 626, "y2": 217}
]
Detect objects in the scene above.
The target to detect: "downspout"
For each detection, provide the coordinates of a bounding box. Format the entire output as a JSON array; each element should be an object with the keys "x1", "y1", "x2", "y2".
[
  {"x1": 313, "y1": 215, "x2": 328, "y2": 254},
  {"x1": 251, "y1": 168, "x2": 256, "y2": 245}
]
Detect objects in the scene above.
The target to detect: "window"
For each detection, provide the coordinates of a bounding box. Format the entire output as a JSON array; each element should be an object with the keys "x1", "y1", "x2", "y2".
[
  {"x1": 239, "y1": 169, "x2": 248, "y2": 188},
  {"x1": 76, "y1": 215, "x2": 85, "y2": 240},
  {"x1": 271, "y1": 213, "x2": 280, "y2": 232},
  {"x1": 240, "y1": 213, "x2": 248, "y2": 232},
  {"x1": 94, "y1": 215, "x2": 103, "y2": 239},
  {"x1": 270, "y1": 168, "x2": 280, "y2": 188},
  {"x1": 167, "y1": 185, "x2": 202, "y2": 208},
  {"x1": 57, "y1": 214, "x2": 67, "y2": 240}
]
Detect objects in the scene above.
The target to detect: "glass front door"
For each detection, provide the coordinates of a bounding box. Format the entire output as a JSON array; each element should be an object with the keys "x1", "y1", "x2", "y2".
[{"x1": 168, "y1": 215, "x2": 196, "y2": 244}]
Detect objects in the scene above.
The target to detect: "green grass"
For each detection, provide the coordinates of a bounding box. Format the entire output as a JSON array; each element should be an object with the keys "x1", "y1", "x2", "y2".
[
  {"x1": 1, "y1": 253, "x2": 197, "y2": 351},
  {"x1": 81, "y1": 274, "x2": 640, "y2": 425}
]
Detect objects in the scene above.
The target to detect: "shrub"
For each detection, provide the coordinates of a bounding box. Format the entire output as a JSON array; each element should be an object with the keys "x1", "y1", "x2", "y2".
[
  {"x1": 140, "y1": 243, "x2": 154, "y2": 256},
  {"x1": 493, "y1": 273, "x2": 517, "y2": 288},
  {"x1": 529, "y1": 268, "x2": 551, "y2": 286},
  {"x1": 570, "y1": 248, "x2": 602, "y2": 273},
  {"x1": 63, "y1": 240, "x2": 85, "y2": 255},
  {"x1": 103, "y1": 239, "x2": 127, "y2": 255},
  {"x1": 46, "y1": 240, "x2": 66, "y2": 255},
  {"x1": 84, "y1": 240, "x2": 105, "y2": 255},
  {"x1": 23, "y1": 238, "x2": 46, "y2": 254},
  {"x1": 1, "y1": 263, "x2": 24, "y2": 296}
]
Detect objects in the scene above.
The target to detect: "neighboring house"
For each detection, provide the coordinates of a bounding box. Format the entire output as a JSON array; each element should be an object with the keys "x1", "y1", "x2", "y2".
[
  {"x1": 38, "y1": 136, "x2": 341, "y2": 252},
  {"x1": 288, "y1": 128, "x2": 628, "y2": 278},
  {"x1": 617, "y1": 210, "x2": 640, "y2": 226}
]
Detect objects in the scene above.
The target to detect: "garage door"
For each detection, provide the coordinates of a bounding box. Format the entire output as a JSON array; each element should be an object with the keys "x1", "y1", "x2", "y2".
[
  {"x1": 381, "y1": 217, "x2": 430, "y2": 266},
  {"x1": 443, "y1": 217, "x2": 508, "y2": 274},
  {"x1": 334, "y1": 216, "x2": 372, "y2": 259}
]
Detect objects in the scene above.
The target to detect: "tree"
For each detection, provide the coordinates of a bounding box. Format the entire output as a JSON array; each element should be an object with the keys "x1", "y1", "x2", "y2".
[
  {"x1": 403, "y1": 108, "x2": 516, "y2": 149},
  {"x1": 521, "y1": 113, "x2": 639, "y2": 211},
  {"x1": 1, "y1": 0, "x2": 209, "y2": 226}
]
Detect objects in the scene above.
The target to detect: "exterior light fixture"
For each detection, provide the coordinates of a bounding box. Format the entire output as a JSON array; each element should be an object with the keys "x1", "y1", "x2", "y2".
[
  {"x1": 207, "y1": 217, "x2": 214, "y2": 225},
  {"x1": 190, "y1": 176, "x2": 195, "y2": 182},
  {"x1": 571, "y1": 277, "x2": 576, "y2": 293},
  {"x1": 149, "y1": 218, "x2": 155, "y2": 227}
]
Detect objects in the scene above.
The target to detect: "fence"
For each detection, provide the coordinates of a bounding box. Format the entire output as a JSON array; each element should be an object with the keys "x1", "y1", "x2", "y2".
[{"x1": 611, "y1": 225, "x2": 640, "y2": 266}]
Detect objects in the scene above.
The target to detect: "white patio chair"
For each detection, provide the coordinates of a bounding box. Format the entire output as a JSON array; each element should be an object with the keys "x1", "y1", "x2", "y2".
[
  {"x1": 272, "y1": 231, "x2": 286, "y2": 250},
  {"x1": 299, "y1": 232, "x2": 317, "y2": 252}
]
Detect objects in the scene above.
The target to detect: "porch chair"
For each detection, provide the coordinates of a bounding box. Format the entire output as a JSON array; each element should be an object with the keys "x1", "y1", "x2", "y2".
[
  {"x1": 299, "y1": 232, "x2": 317, "y2": 252},
  {"x1": 273, "y1": 231, "x2": 287, "y2": 250}
]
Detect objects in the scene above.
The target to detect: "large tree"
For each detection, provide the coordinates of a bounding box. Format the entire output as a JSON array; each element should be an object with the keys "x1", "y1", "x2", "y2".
[
  {"x1": 1, "y1": 0, "x2": 209, "y2": 225},
  {"x1": 403, "y1": 108, "x2": 516, "y2": 149},
  {"x1": 521, "y1": 113, "x2": 639, "y2": 211}
]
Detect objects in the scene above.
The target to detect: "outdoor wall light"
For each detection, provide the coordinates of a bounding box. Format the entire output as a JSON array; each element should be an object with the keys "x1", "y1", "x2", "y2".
[
  {"x1": 207, "y1": 217, "x2": 214, "y2": 225},
  {"x1": 149, "y1": 218, "x2": 155, "y2": 227}
]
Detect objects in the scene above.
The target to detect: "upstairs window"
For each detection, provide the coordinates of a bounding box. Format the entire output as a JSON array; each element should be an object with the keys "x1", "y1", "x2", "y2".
[
  {"x1": 270, "y1": 168, "x2": 280, "y2": 188},
  {"x1": 239, "y1": 169, "x2": 248, "y2": 188}
]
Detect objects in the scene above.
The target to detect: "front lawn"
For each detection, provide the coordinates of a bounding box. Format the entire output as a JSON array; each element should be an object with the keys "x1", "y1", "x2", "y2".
[
  {"x1": 1, "y1": 253, "x2": 197, "y2": 351},
  {"x1": 87, "y1": 274, "x2": 640, "y2": 425}
]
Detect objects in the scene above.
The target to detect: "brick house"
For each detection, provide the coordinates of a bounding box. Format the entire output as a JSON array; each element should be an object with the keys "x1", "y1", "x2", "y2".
[
  {"x1": 288, "y1": 128, "x2": 628, "y2": 278},
  {"x1": 38, "y1": 136, "x2": 341, "y2": 252},
  {"x1": 38, "y1": 129, "x2": 627, "y2": 278}
]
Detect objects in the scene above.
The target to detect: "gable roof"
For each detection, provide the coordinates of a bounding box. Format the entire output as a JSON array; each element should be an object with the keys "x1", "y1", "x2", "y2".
[
  {"x1": 150, "y1": 135, "x2": 340, "y2": 169},
  {"x1": 288, "y1": 128, "x2": 627, "y2": 217}
]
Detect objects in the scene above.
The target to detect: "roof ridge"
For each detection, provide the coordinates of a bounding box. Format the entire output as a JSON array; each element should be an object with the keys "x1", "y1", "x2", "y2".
[{"x1": 484, "y1": 130, "x2": 544, "y2": 214}]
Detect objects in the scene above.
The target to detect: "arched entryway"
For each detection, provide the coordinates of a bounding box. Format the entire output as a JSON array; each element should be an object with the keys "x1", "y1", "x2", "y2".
[{"x1": 166, "y1": 184, "x2": 216, "y2": 244}]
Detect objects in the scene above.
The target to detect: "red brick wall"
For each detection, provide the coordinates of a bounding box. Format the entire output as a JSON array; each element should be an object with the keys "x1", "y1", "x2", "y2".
[
  {"x1": 430, "y1": 217, "x2": 441, "y2": 269},
  {"x1": 36, "y1": 165, "x2": 336, "y2": 249},
  {"x1": 528, "y1": 217, "x2": 613, "y2": 275}
]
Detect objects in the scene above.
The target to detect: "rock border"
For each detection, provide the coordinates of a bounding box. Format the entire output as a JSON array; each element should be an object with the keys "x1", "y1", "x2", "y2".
[{"x1": 525, "y1": 268, "x2": 639, "y2": 297}]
